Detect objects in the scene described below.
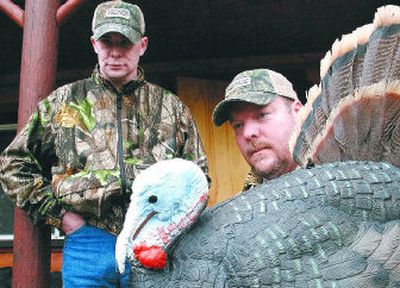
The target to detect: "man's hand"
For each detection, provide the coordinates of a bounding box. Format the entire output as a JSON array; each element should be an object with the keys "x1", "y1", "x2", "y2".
[{"x1": 61, "y1": 211, "x2": 85, "y2": 235}]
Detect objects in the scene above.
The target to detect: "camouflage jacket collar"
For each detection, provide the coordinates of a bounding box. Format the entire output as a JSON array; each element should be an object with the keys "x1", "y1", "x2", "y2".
[{"x1": 91, "y1": 65, "x2": 146, "y2": 93}]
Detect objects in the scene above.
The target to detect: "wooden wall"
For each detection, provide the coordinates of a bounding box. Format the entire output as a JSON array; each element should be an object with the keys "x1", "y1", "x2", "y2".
[{"x1": 177, "y1": 77, "x2": 250, "y2": 206}]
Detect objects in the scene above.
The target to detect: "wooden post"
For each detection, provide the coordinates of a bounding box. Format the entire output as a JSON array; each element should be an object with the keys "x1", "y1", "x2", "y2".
[
  {"x1": 13, "y1": 0, "x2": 59, "y2": 287},
  {"x1": 0, "y1": 0, "x2": 87, "y2": 286}
]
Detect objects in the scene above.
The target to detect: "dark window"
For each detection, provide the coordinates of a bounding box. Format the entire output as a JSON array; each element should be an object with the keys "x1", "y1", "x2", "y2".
[{"x1": 0, "y1": 127, "x2": 16, "y2": 245}]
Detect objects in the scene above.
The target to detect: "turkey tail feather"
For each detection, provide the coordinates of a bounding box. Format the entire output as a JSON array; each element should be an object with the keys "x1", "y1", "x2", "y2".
[{"x1": 291, "y1": 5, "x2": 400, "y2": 167}]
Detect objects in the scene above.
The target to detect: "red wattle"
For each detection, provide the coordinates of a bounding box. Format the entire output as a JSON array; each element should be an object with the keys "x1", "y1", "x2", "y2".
[{"x1": 133, "y1": 245, "x2": 167, "y2": 270}]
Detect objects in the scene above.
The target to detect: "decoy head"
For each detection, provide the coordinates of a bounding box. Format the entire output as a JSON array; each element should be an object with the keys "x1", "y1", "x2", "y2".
[{"x1": 116, "y1": 158, "x2": 209, "y2": 272}]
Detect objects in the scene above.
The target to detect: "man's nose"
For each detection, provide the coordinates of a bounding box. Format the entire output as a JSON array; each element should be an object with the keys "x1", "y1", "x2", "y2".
[
  {"x1": 242, "y1": 121, "x2": 259, "y2": 139},
  {"x1": 110, "y1": 46, "x2": 122, "y2": 57}
]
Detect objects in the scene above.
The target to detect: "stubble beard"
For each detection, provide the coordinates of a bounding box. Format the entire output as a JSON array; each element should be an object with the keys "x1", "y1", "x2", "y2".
[
  {"x1": 253, "y1": 156, "x2": 288, "y2": 181},
  {"x1": 247, "y1": 141, "x2": 291, "y2": 181}
]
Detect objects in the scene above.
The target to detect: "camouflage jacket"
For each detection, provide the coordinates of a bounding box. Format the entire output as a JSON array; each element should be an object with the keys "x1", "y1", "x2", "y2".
[
  {"x1": 0, "y1": 67, "x2": 208, "y2": 235},
  {"x1": 242, "y1": 170, "x2": 264, "y2": 191}
]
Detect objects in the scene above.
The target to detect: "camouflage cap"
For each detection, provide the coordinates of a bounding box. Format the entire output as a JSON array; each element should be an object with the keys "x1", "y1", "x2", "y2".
[
  {"x1": 212, "y1": 68, "x2": 298, "y2": 126},
  {"x1": 92, "y1": 1, "x2": 145, "y2": 44}
]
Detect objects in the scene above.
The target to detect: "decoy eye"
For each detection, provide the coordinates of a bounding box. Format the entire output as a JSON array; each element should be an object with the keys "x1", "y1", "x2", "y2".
[{"x1": 148, "y1": 195, "x2": 158, "y2": 203}]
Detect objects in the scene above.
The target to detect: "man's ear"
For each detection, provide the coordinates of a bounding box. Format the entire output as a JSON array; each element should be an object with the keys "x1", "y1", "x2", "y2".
[
  {"x1": 292, "y1": 100, "x2": 303, "y2": 113},
  {"x1": 139, "y1": 36, "x2": 148, "y2": 56},
  {"x1": 90, "y1": 36, "x2": 98, "y2": 54}
]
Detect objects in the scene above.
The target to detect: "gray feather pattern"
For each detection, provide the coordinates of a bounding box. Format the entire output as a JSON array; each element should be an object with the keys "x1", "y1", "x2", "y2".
[{"x1": 130, "y1": 161, "x2": 400, "y2": 287}]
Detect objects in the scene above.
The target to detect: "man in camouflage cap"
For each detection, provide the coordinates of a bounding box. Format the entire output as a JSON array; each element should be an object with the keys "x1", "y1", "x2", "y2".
[
  {"x1": 213, "y1": 69, "x2": 302, "y2": 186},
  {"x1": 0, "y1": 1, "x2": 208, "y2": 287},
  {"x1": 92, "y1": 0, "x2": 145, "y2": 44}
]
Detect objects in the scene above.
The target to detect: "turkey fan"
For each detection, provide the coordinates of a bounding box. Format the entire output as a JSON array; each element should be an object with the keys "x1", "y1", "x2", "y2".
[{"x1": 290, "y1": 5, "x2": 400, "y2": 167}]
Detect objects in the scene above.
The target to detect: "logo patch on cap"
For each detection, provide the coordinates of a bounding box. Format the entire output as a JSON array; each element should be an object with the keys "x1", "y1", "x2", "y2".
[
  {"x1": 105, "y1": 8, "x2": 131, "y2": 19},
  {"x1": 226, "y1": 75, "x2": 251, "y2": 97}
]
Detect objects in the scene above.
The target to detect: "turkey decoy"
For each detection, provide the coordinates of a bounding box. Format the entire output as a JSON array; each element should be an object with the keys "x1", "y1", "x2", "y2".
[{"x1": 117, "y1": 5, "x2": 400, "y2": 288}]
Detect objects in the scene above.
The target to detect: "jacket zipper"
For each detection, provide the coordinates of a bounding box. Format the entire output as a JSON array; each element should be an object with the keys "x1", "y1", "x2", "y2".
[{"x1": 116, "y1": 92, "x2": 127, "y2": 210}]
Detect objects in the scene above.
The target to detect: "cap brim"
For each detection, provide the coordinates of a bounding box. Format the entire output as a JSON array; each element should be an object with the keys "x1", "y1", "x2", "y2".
[
  {"x1": 93, "y1": 24, "x2": 142, "y2": 43},
  {"x1": 212, "y1": 92, "x2": 277, "y2": 126},
  {"x1": 212, "y1": 99, "x2": 243, "y2": 127}
]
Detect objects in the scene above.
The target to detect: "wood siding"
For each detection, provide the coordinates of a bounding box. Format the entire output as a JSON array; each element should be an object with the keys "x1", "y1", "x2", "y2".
[{"x1": 177, "y1": 77, "x2": 250, "y2": 206}]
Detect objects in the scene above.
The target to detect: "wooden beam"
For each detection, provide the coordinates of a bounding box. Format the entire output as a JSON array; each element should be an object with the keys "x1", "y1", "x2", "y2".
[
  {"x1": 13, "y1": 0, "x2": 59, "y2": 287},
  {"x1": 57, "y1": 0, "x2": 87, "y2": 25},
  {"x1": 0, "y1": 0, "x2": 24, "y2": 27},
  {"x1": 17, "y1": 1, "x2": 59, "y2": 126}
]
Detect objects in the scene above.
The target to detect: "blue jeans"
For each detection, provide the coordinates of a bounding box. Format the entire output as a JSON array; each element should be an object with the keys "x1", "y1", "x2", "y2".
[{"x1": 62, "y1": 225, "x2": 131, "y2": 287}]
